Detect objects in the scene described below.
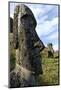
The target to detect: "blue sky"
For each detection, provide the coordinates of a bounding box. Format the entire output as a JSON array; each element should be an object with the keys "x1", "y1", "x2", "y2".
[{"x1": 10, "y1": 3, "x2": 59, "y2": 51}]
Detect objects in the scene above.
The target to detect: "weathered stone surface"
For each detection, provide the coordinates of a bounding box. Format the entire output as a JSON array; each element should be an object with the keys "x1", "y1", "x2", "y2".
[
  {"x1": 10, "y1": 4, "x2": 45, "y2": 87},
  {"x1": 9, "y1": 64, "x2": 36, "y2": 87}
]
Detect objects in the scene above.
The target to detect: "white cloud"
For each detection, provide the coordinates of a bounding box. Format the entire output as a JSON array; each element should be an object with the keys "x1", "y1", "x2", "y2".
[
  {"x1": 48, "y1": 32, "x2": 58, "y2": 39},
  {"x1": 28, "y1": 4, "x2": 56, "y2": 18},
  {"x1": 51, "y1": 17, "x2": 58, "y2": 26},
  {"x1": 36, "y1": 17, "x2": 58, "y2": 37},
  {"x1": 10, "y1": 14, "x2": 13, "y2": 18},
  {"x1": 53, "y1": 44, "x2": 58, "y2": 51}
]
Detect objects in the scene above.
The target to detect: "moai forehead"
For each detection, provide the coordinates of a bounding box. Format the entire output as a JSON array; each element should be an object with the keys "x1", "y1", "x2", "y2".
[{"x1": 14, "y1": 4, "x2": 37, "y2": 27}]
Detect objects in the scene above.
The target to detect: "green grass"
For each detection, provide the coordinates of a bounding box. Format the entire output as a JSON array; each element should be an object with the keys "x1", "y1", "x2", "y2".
[
  {"x1": 9, "y1": 40, "x2": 59, "y2": 86},
  {"x1": 10, "y1": 50, "x2": 59, "y2": 86},
  {"x1": 38, "y1": 57, "x2": 59, "y2": 86}
]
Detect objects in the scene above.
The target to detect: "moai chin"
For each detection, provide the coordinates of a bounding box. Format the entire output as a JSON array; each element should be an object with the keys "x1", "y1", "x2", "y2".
[{"x1": 10, "y1": 4, "x2": 45, "y2": 87}]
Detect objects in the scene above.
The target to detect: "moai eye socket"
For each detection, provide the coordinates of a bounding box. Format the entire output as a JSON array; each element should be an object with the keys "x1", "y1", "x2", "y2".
[
  {"x1": 21, "y1": 14, "x2": 34, "y2": 29},
  {"x1": 21, "y1": 14, "x2": 29, "y2": 28}
]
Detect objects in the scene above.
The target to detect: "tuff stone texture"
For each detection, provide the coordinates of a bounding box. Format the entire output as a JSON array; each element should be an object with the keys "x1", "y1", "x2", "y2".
[{"x1": 10, "y1": 4, "x2": 45, "y2": 87}]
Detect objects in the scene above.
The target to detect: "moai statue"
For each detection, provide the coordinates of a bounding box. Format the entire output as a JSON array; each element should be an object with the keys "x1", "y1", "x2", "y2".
[
  {"x1": 10, "y1": 4, "x2": 45, "y2": 88},
  {"x1": 47, "y1": 43, "x2": 54, "y2": 58}
]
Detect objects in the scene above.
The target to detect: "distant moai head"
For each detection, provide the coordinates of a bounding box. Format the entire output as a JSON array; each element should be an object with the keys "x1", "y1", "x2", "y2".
[{"x1": 47, "y1": 43, "x2": 54, "y2": 58}]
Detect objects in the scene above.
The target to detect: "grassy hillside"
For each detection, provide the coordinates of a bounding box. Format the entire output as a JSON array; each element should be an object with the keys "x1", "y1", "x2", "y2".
[
  {"x1": 38, "y1": 56, "x2": 59, "y2": 86},
  {"x1": 9, "y1": 47, "x2": 59, "y2": 85}
]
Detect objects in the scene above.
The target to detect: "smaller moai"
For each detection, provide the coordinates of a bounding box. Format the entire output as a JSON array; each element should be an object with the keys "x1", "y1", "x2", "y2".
[
  {"x1": 47, "y1": 43, "x2": 54, "y2": 58},
  {"x1": 9, "y1": 4, "x2": 45, "y2": 88}
]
